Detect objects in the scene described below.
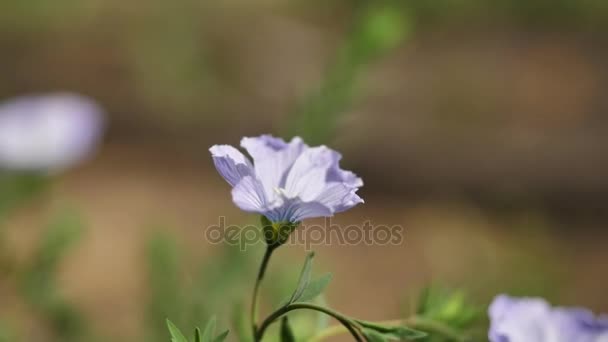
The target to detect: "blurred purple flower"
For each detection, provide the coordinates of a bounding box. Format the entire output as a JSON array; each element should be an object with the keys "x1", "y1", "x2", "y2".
[
  {"x1": 489, "y1": 295, "x2": 608, "y2": 342},
  {"x1": 0, "y1": 93, "x2": 105, "y2": 172},
  {"x1": 210, "y1": 135, "x2": 363, "y2": 223}
]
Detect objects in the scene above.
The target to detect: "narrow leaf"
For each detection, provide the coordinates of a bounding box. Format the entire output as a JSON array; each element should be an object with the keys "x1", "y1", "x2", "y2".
[
  {"x1": 296, "y1": 273, "x2": 332, "y2": 303},
  {"x1": 280, "y1": 316, "x2": 296, "y2": 342},
  {"x1": 356, "y1": 320, "x2": 427, "y2": 340},
  {"x1": 195, "y1": 327, "x2": 201, "y2": 342},
  {"x1": 231, "y1": 301, "x2": 253, "y2": 342},
  {"x1": 288, "y1": 252, "x2": 315, "y2": 304},
  {"x1": 213, "y1": 330, "x2": 229, "y2": 342},
  {"x1": 202, "y1": 316, "x2": 217, "y2": 342},
  {"x1": 361, "y1": 328, "x2": 387, "y2": 342},
  {"x1": 166, "y1": 319, "x2": 189, "y2": 342}
]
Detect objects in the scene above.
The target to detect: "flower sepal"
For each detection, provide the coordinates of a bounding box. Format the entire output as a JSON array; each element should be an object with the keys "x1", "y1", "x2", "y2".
[{"x1": 261, "y1": 216, "x2": 300, "y2": 248}]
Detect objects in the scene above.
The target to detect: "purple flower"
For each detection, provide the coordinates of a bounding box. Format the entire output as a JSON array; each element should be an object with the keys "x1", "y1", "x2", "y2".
[
  {"x1": 210, "y1": 135, "x2": 363, "y2": 223},
  {"x1": 489, "y1": 295, "x2": 608, "y2": 342},
  {"x1": 0, "y1": 93, "x2": 105, "y2": 172}
]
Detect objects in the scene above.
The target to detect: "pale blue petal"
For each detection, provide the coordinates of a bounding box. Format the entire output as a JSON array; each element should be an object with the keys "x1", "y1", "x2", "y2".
[
  {"x1": 489, "y1": 295, "x2": 608, "y2": 342},
  {"x1": 231, "y1": 176, "x2": 267, "y2": 213},
  {"x1": 264, "y1": 197, "x2": 332, "y2": 223},
  {"x1": 289, "y1": 201, "x2": 333, "y2": 222},
  {"x1": 241, "y1": 135, "x2": 305, "y2": 200},
  {"x1": 283, "y1": 146, "x2": 339, "y2": 200},
  {"x1": 327, "y1": 167, "x2": 363, "y2": 188},
  {"x1": 0, "y1": 93, "x2": 104, "y2": 172},
  {"x1": 209, "y1": 145, "x2": 253, "y2": 186},
  {"x1": 316, "y1": 182, "x2": 364, "y2": 213},
  {"x1": 211, "y1": 135, "x2": 363, "y2": 223}
]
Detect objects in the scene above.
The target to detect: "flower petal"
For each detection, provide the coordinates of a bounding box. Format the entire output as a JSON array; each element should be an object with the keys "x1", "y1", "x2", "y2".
[
  {"x1": 264, "y1": 197, "x2": 332, "y2": 223},
  {"x1": 209, "y1": 144, "x2": 253, "y2": 187},
  {"x1": 327, "y1": 167, "x2": 363, "y2": 188},
  {"x1": 0, "y1": 93, "x2": 104, "y2": 172},
  {"x1": 231, "y1": 176, "x2": 267, "y2": 213},
  {"x1": 241, "y1": 135, "x2": 306, "y2": 200},
  {"x1": 316, "y1": 182, "x2": 364, "y2": 213},
  {"x1": 289, "y1": 201, "x2": 333, "y2": 222},
  {"x1": 283, "y1": 146, "x2": 340, "y2": 200},
  {"x1": 488, "y1": 295, "x2": 608, "y2": 342}
]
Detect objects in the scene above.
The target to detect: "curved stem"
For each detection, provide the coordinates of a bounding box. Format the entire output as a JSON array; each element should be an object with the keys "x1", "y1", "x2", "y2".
[
  {"x1": 251, "y1": 246, "x2": 275, "y2": 340},
  {"x1": 255, "y1": 303, "x2": 363, "y2": 342},
  {"x1": 407, "y1": 316, "x2": 466, "y2": 341},
  {"x1": 308, "y1": 316, "x2": 465, "y2": 342}
]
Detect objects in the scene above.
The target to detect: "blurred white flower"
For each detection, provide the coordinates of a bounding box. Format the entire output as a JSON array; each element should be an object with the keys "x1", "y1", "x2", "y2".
[{"x1": 0, "y1": 93, "x2": 105, "y2": 173}]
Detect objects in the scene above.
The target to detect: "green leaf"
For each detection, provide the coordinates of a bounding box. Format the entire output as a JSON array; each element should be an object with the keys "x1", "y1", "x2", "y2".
[
  {"x1": 213, "y1": 330, "x2": 229, "y2": 342},
  {"x1": 280, "y1": 316, "x2": 296, "y2": 342},
  {"x1": 146, "y1": 231, "x2": 182, "y2": 342},
  {"x1": 315, "y1": 295, "x2": 330, "y2": 332},
  {"x1": 361, "y1": 328, "x2": 387, "y2": 342},
  {"x1": 296, "y1": 273, "x2": 332, "y2": 303},
  {"x1": 356, "y1": 320, "x2": 427, "y2": 340},
  {"x1": 415, "y1": 286, "x2": 480, "y2": 329},
  {"x1": 20, "y1": 212, "x2": 87, "y2": 340},
  {"x1": 166, "y1": 319, "x2": 189, "y2": 342},
  {"x1": 231, "y1": 301, "x2": 253, "y2": 342},
  {"x1": 288, "y1": 252, "x2": 315, "y2": 304},
  {"x1": 201, "y1": 316, "x2": 217, "y2": 342},
  {"x1": 194, "y1": 328, "x2": 201, "y2": 342}
]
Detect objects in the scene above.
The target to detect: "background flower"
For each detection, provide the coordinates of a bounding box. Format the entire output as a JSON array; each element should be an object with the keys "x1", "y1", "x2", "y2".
[
  {"x1": 489, "y1": 295, "x2": 608, "y2": 342},
  {"x1": 210, "y1": 135, "x2": 363, "y2": 223},
  {"x1": 0, "y1": 93, "x2": 105, "y2": 173}
]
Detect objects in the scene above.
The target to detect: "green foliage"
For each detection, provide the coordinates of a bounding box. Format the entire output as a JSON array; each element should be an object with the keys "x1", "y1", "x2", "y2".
[
  {"x1": 0, "y1": 173, "x2": 49, "y2": 217},
  {"x1": 279, "y1": 317, "x2": 296, "y2": 342},
  {"x1": 266, "y1": 252, "x2": 430, "y2": 342},
  {"x1": 19, "y1": 211, "x2": 87, "y2": 342},
  {"x1": 296, "y1": 273, "x2": 333, "y2": 304},
  {"x1": 167, "y1": 320, "x2": 189, "y2": 342},
  {"x1": 147, "y1": 231, "x2": 183, "y2": 342},
  {"x1": 416, "y1": 286, "x2": 479, "y2": 330},
  {"x1": 201, "y1": 316, "x2": 217, "y2": 342},
  {"x1": 231, "y1": 301, "x2": 254, "y2": 342},
  {"x1": 0, "y1": 322, "x2": 15, "y2": 342},
  {"x1": 166, "y1": 317, "x2": 229, "y2": 342},
  {"x1": 288, "y1": 252, "x2": 315, "y2": 304},
  {"x1": 147, "y1": 230, "x2": 256, "y2": 342},
  {"x1": 357, "y1": 320, "x2": 427, "y2": 341},
  {"x1": 413, "y1": 286, "x2": 481, "y2": 341},
  {"x1": 288, "y1": 3, "x2": 412, "y2": 145}
]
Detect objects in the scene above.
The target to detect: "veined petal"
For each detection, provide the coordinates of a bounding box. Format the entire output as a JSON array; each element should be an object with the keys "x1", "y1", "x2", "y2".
[
  {"x1": 316, "y1": 182, "x2": 364, "y2": 213},
  {"x1": 241, "y1": 135, "x2": 305, "y2": 200},
  {"x1": 284, "y1": 146, "x2": 340, "y2": 200},
  {"x1": 231, "y1": 176, "x2": 267, "y2": 213},
  {"x1": 489, "y1": 295, "x2": 608, "y2": 342},
  {"x1": 289, "y1": 201, "x2": 333, "y2": 222},
  {"x1": 264, "y1": 197, "x2": 332, "y2": 223},
  {"x1": 209, "y1": 145, "x2": 253, "y2": 186},
  {"x1": 327, "y1": 167, "x2": 363, "y2": 188},
  {"x1": 211, "y1": 135, "x2": 364, "y2": 223}
]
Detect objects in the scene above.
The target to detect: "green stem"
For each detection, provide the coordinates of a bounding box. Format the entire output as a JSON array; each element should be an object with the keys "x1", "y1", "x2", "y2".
[
  {"x1": 407, "y1": 316, "x2": 466, "y2": 341},
  {"x1": 251, "y1": 245, "x2": 276, "y2": 341},
  {"x1": 308, "y1": 316, "x2": 465, "y2": 342},
  {"x1": 255, "y1": 303, "x2": 363, "y2": 342}
]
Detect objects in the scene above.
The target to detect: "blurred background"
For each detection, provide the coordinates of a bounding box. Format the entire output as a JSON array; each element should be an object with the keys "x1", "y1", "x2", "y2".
[{"x1": 0, "y1": 0, "x2": 607, "y2": 341}]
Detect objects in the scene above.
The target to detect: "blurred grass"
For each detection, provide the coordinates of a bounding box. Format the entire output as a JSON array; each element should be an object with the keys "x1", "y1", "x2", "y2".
[
  {"x1": 288, "y1": 3, "x2": 412, "y2": 144},
  {"x1": 19, "y1": 212, "x2": 87, "y2": 342}
]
